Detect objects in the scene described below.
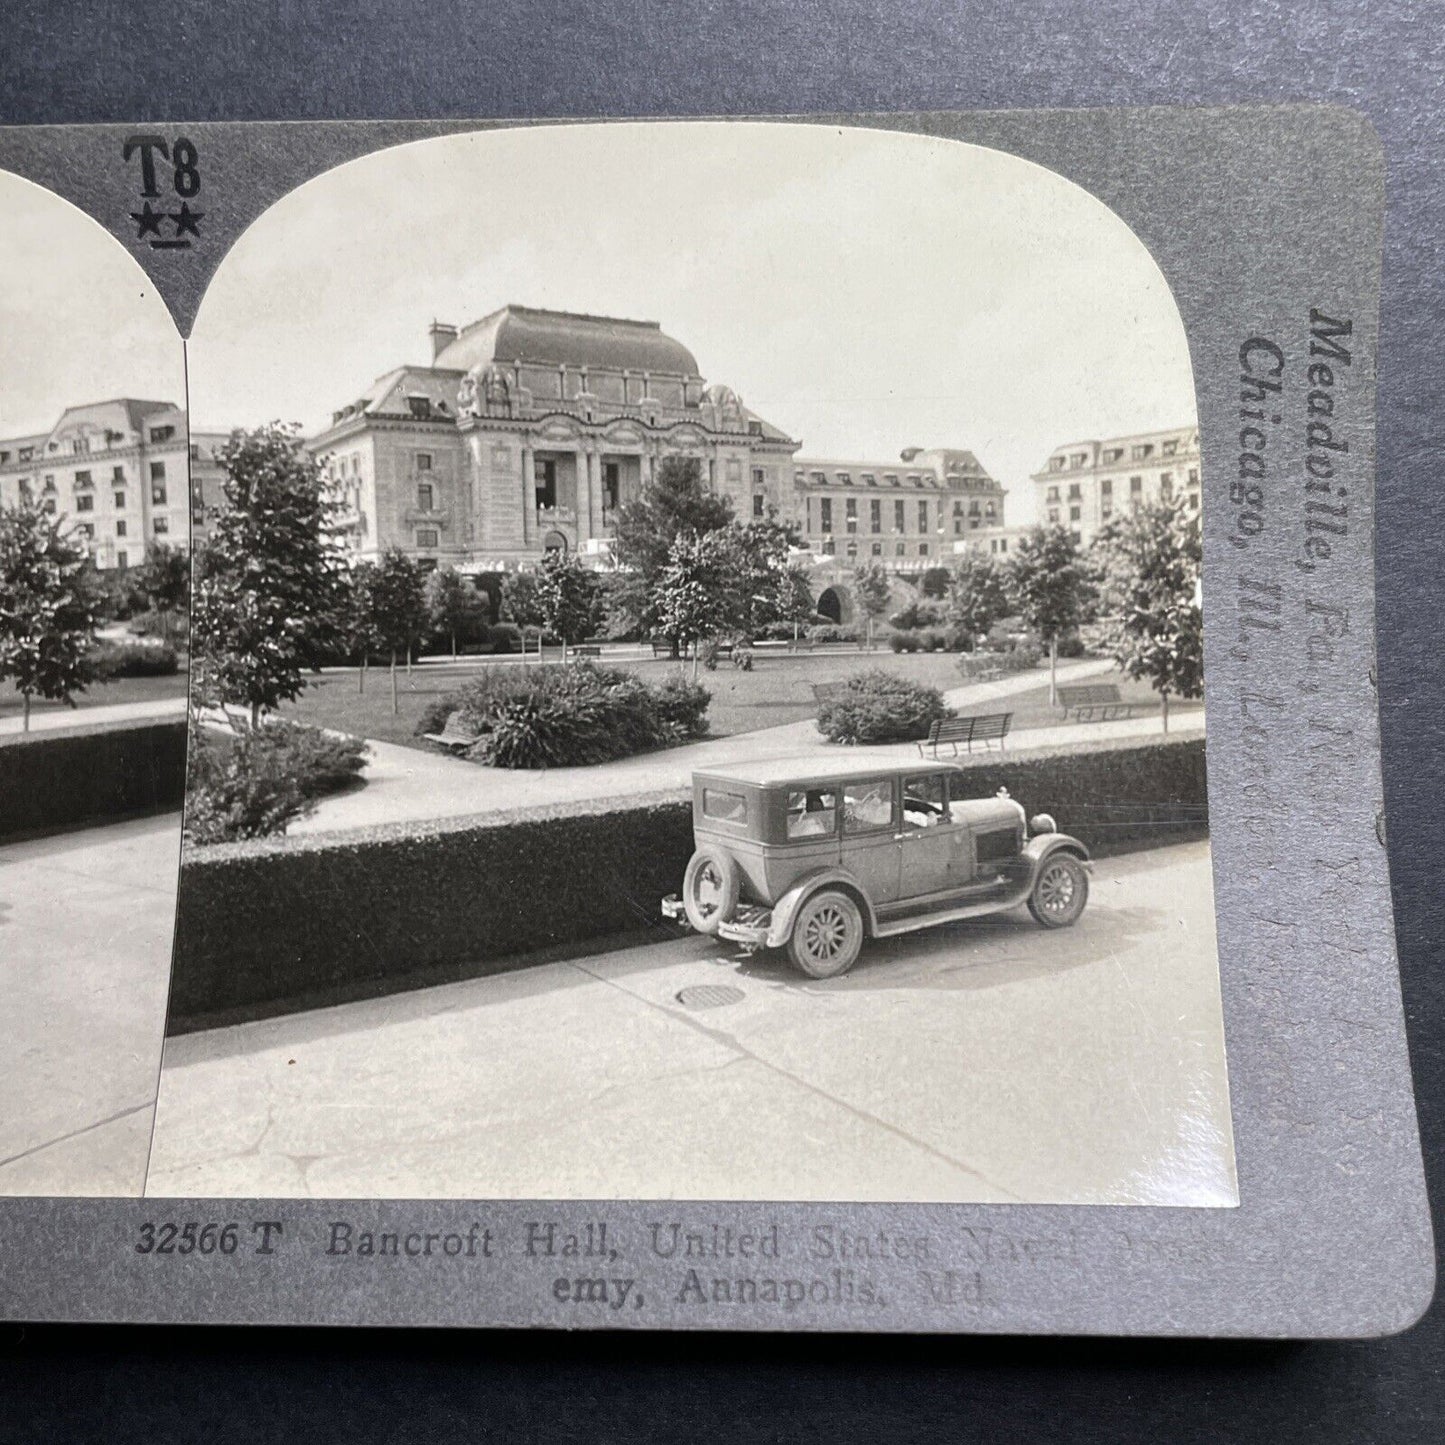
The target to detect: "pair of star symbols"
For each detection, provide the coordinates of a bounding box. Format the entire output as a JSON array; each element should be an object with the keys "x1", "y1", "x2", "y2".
[{"x1": 130, "y1": 200, "x2": 203, "y2": 244}]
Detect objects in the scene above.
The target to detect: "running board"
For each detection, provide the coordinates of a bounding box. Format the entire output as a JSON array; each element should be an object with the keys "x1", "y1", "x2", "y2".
[{"x1": 872, "y1": 884, "x2": 1032, "y2": 939}]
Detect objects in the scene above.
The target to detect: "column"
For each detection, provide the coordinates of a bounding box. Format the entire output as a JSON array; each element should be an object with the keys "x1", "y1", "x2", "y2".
[
  {"x1": 577, "y1": 448, "x2": 594, "y2": 545},
  {"x1": 520, "y1": 444, "x2": 533, "y2": 547}
]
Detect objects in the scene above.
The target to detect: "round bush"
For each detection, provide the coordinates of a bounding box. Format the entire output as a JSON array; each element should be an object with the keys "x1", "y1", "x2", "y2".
[
  {"x1": 815, "y1": 670, "x2": 952, "y2": 745},
  {"x1": 888, "y1": 630, "x2": 921, "y2": 654},
  {"x1": 90, "y1": 637, "x2": 179, "y2": 678}
]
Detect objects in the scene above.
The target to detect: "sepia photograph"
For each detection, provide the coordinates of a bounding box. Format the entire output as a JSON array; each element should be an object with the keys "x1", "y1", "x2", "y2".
[
  {"x1": 0, "y1": 172, "x2": 189, "y2": 1194},
  {"x1": 142, "y1": 122, "x2": 1233, "y2": 1205}
]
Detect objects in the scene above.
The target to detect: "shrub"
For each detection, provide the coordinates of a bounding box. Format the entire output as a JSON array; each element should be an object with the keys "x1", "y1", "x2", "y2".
[
  {"x1": 488, "y1": 622, "x2": 523, "y2": 654},
  {"x1": 1056, "y1": 632, "x2": 1086, "y2": 659},
  {"x1": 806, "y1": 623, "x2": 859, "y2": 644},
  {"x1": 815, "y1": 669, "x2": 951, "y2": 745},
  {"x1": 0, "y1": 719, "x2": 186, "y2": 840},
  {"x1": 185, "y1": 721, "x2": 367, "y2": 845},
  {"x1": 919, "y1": 628, "x2": 948, "y2": 652},
  {"x1": 128, "y1": 609, "x2": 190, "y2": 645},
  {"x1": 90, "y1": 637, "x2": 179, "y2": 678},
  {"x1": 419, "y1": 662, "x2": 710, "y2": 768},
  {"x1": 957, "y1": 640, "x2": 1044, "y2": 680},
  {"x1": 730, "y1": 644, "x2": 755, "y2": 672},
  {"x1": 754, "y1": 621, "x2": 801, "y2": 642},
  {"x1": 888, "y1": 630, "x2": 922, "y2": 653},
  {"x1": 889, "y1": 600, "x2": 943, "y2": 630}
]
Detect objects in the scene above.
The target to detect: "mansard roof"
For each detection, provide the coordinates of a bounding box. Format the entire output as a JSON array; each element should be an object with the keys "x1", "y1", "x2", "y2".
[{"x1": 433, "y1": 305, "x2": 701, "y2": 378}]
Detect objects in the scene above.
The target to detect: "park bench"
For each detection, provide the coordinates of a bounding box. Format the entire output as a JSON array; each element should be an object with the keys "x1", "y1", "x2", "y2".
[
  {"x1": 1056, "y1": 682, "x2": 1135, "y2": 722},
  {"x1": 787, "y1": 637, "x2": 815, "y2": 654},
  {"x1": 917, "y1": 711, "x2": 1013, "y2": 757},
  {"x1": 811, "y1": 681, "x2": 850, "y2": 705},
  {"x1": 573, "y1": 644, "x2": 601, "y2": 658},
  {"x1": 423, "y1": 711, "x2": 484, "y2": 752},
  {"x1": 651, "y1": 640, "x2": 682, "y2": 658}
]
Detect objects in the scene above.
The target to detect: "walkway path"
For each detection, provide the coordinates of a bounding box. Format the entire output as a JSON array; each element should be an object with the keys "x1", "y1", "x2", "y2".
[
  {"x1": 0, "y1": 695, "x2": 185, "y2": 736},
  {"x1": 292, "y1": 659, "x2": 1202, "y2": 838},
  {"x1": 0, "y1": 812, "x2": 180, "y2": 1196}
]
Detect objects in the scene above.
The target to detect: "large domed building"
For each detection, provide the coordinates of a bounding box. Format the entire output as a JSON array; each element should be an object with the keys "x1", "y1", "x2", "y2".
[{"x1": 310, "y1": 304, "x2": 801, "y2": 569}]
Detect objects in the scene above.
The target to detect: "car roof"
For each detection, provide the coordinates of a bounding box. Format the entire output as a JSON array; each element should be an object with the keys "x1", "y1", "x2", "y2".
[{"x1": 694, "y1": 754, "x2": 964, "y2": 788}]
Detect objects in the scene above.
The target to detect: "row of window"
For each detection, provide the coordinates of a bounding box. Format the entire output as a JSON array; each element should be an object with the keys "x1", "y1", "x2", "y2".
[
  {"x1": 818, "y1": 539, "x2": 933, "y2": 559},
  {"x1": 813, "y1": 497, "x2": 940, "y2": 535},
  {"x1": 70, "y1": 516, "x2": 171, "y2": 538},
  {"x1": 799, "y1": 469, "x2": 948, "y2": 490},
  {"x1": 1047, "y1": 437, "x2": 1191, "y2": 472},
  {"x1": 1045, "y1": 468, "x2": 1199, "y2": 503},
  {"x1": 1046, "y1": 492, "x2": 1201, "y2": 525},
  {"x1": 0, "y1": 427, "x2": 184, "y2": 467}
]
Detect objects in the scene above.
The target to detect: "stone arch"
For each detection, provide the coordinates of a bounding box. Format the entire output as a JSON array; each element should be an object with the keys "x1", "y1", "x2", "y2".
[
  {"x1": 542, "y1": 529, "x2": 568, "y2": 554},
  {"x1": 817, "y1": 585, "x2": 854, "y2": 625}
]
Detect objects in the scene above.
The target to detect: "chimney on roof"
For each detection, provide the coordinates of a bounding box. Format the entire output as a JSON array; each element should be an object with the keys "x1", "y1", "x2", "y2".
[{"x1": 429, "y1": 321, "x2": 459, "y2": 362}]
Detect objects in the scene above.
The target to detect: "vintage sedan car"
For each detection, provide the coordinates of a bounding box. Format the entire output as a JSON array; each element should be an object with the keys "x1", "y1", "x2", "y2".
[{"x1": 661, "y1": 757, "x2": 1090, "y2": 978}]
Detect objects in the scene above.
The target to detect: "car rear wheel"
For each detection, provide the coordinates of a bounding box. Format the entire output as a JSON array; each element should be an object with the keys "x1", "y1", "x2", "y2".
[
  {"x1": 788, "y1": 890, "x2": 864, "y2": 979},
  {"x1": 1028, "y1": 853, "x2": 1088, "y2": 928},
  {"x1": 682, "y1": 848, "x2": 740, "y2": 934}
]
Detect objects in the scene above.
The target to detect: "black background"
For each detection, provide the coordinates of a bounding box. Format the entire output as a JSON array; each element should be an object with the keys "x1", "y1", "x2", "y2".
[{"x1": 1, "y1": 2, "x2": 1441, "y2": 1440}]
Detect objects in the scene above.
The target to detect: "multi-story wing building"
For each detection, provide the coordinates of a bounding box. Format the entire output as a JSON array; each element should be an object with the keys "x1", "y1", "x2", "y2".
[
  {"x1": 1030, "y1": 425, "x2": 1200, "y2": 548},
  {"x1": 790, "y1": 447, "x2": 1007, "y2": 569},
  {"x1": 310, "y1": 305, "x2": 802, "y2": 568},
  {"x1": 0, "y1": 398, "x2": 228, "y2": 569}
]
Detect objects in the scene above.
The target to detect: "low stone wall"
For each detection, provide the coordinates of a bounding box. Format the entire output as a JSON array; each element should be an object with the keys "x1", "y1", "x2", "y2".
[
  {"x1": 0, "y1": 717, "x2": 187, "y2": 840},
  {"x1": 169, "y1": 733, "x2": 1207, "y2": 1033}
]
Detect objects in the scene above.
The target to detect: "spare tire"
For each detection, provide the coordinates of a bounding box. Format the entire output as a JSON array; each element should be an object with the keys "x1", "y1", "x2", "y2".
[{"x1": 682, "y1": 848, "x2": 741, "y2": 935}]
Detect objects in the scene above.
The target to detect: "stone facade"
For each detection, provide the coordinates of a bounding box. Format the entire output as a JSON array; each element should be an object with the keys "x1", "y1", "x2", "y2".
[
  {"x1": 0, "y1": 399, "x2": 227, "y2": 570},
  {"x1": 310, "y1": 305, "x2": 802, "y2": 569},
  {"x1": 1031, "y1": 425, "x2": 1201, "y2": 548},
  {"x1": 791, "y1": 446, "x2": 1008, "y2": 570}
]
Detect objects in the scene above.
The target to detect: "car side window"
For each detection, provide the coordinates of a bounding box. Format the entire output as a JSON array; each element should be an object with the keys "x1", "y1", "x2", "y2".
[
  {"x1": 902, "y1": 774, "x2": 948, "y2": 829},
  {"x1": 786, "y1": 788, "x2": 838, "y2": 839},
  {"x1": 842, "y1": 778, "x2": 895, "y2": 834}
]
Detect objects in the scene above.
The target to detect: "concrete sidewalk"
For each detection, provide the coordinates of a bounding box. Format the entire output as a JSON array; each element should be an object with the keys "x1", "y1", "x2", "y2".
[
  {"x1": 290, "y1": 658, "x2": 1201, "y2": 838},
  {"x1": 148, "y1": 841, "x2": 1234, "y2": 1205},
  {"x1": 0, "y1": 813, "x2": 181, "y2": 1196},
  {"x1": 0, "y1": 695, "x2": 186, "y2": 736}
]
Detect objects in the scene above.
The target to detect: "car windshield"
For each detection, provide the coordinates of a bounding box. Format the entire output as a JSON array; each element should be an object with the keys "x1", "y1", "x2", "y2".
[{"x1": 785, "y1": 788, "x2": 837, "y2": 838}]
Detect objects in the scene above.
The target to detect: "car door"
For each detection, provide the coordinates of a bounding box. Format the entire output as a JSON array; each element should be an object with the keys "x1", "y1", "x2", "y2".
[
  {"x1": 899, "y1": 772, "x2": 972, "y2": 898},
  {"x1": 838, "y1": 776, "x2": 901, "y2": 905}
]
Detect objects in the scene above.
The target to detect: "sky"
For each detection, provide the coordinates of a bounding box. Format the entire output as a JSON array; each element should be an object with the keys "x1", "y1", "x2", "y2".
[
  {"x1": 2, "y1": 124, "x2": 1197, "y2": 525},
  {"x1": 0, "y1": 173, "x2": 183, "y2": 440}
]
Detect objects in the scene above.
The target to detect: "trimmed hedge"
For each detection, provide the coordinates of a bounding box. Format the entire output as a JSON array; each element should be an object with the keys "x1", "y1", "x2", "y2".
[
  {"x1": 0, "y1": 718, "x2": 187, "y2": 839},
  {"x1": 168, "y1": 734, "x2": 1208, "y2": 1031}
]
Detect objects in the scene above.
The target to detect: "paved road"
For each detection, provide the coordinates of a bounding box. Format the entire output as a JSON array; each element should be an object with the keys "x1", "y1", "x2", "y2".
[
  {"x1": 0, "y1": 814, "x2": 180, "y2": 1195},
  {"x1": 147, "y1": 841, "x2": 1236, "y2": 1207},
  {"x1": 0, "y1": 696, "x2": 185, "y2": 736},
  {"x1": 290, "y1": 657, "x2": 1193, "y2": 837}
]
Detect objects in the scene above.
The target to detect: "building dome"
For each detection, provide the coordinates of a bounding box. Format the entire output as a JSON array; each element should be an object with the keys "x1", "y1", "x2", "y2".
[{"x1": 433, "y1": 304, "x2": 701, "y2": 377}]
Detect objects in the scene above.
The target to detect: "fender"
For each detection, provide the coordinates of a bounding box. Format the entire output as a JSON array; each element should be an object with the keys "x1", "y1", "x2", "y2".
[
  {"x1": 765, "y1": 866, "x2": 878, "y2": 948},
  {"x1": 1023, "y1": 832, "x2": 1092, "y2": 877}
]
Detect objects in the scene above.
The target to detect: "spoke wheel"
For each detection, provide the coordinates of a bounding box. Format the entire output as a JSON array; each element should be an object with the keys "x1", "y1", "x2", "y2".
[
  {"x1": 683, "y1": 848, "x2": 739, "y2": 934},
  {"x1": 788, "y1": 890, "x2": 864, "y2": 979},
  {"x1": 1028, "y1": 854, "x2": 1089, "y2": 928}
]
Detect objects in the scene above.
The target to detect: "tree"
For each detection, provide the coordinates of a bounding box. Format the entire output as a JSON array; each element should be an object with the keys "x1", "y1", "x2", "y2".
[
  {"x1": 533, "y1": 550, "x2": 604, "y2": 662},
  {"x1": 344, "y1": 561, "x2": 381, "y2": 693},
  {"x1": 501, "y1": 567, "x2": 546, "y2": 659},
  {"x1": 1006, "y1": 524, "x2": 1097, "y2": 703},
  {"x1": 946, "y1": 552, "x2": 1011, "y2": 652},
  {"x1": 850, "y1": 561, "x2": 892, "y2": 648},
  {"x1": 135, "y1": 542, "x2": 191, "y2": 641},
  {"x1": 367, "y1": 547, "x2": 429, "y2": 714},
  {"x1": 0, "y1": 503, "x2": 98, "y2": 731},
  {"x1": 191, "y1": 424, "x2": 349, "y2": 730},
  {"x1": 918, "y1": 565, "x2": 952, "y2": 600},
  {"x1": 611, "y1": 455, "x2": 733, "y2": 649},
  {"x1": 656, "y1": 531, "x2": 733, "y2": 678},
  {"x1": 1095, "y1": 498, "x2": 1203, "y2": 732},
  {"x1": 710, "y1": 516, "x2": 807, "y2": 641},
  {"x1": 425, "y1": 565, "x2": 486, "y2": 660}
]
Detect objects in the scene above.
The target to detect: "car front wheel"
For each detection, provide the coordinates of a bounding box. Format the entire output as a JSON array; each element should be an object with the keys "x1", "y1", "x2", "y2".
[
  {"x1": 1028, "y1": 853, "x2": 1089, "y2": 928},
  {"x1": 788, "y1": 889, "x2": 864, "y2": 979}
]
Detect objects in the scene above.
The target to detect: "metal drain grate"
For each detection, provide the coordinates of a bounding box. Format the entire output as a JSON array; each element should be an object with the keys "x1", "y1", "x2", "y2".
[{"x1": 675, "y1": 984, "x2": 746, "y2": 1010}]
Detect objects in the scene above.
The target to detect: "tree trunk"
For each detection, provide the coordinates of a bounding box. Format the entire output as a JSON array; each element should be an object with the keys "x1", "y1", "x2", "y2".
[
  {"x1": 1048, "y1": 635, "x2": 1058, "y2": 705},
  {"x1": 22, "y1": 692, "x2": 30, "y2": 733},
  {"x1": 250, "y1": 700, "x2": 261, "y2": 732},
  {"x1": 358, "y1": 656, "x2": 365, "y2": 694},
  {"x1": 390, "y1": 648, "x2": 399, "y2": 715},
  {"x1": 1162, "y1": 690, "x2": 1170, "y2": 734},
  {"x1": 406, "y1": 645, "x2": 413, "y2": 676},
  {"x1": 451, "y1": 630, "x2": 457, "y2": 662},
  {"x1": 562, "y1": 638, "x2": 569, "y2": 664}
]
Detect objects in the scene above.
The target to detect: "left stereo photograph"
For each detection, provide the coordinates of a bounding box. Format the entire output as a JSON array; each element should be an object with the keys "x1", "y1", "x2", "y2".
[{"x1": 0, "y1": 170, "x2": 189, "y2": 1195}]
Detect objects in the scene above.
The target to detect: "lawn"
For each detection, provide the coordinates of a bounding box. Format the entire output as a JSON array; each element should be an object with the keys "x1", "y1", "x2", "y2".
[
  {"x1": 0, "y1": 669, "x2": 188, "y2": 724},
  {"x1": 277, "y1": 648, "x2": 1201, "y2": 752}
]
